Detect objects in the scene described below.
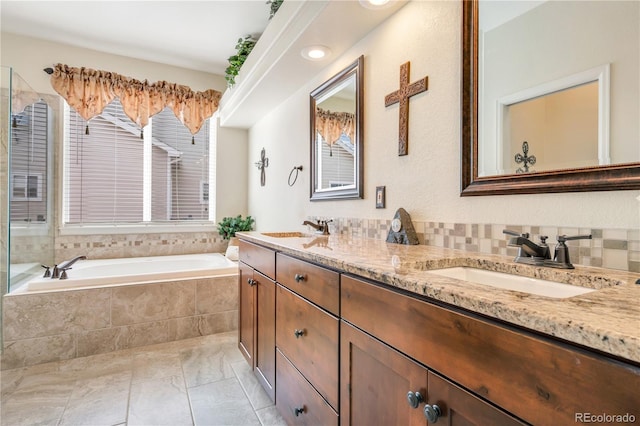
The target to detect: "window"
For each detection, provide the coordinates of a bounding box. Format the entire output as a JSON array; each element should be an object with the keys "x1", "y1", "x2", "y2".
[
  {"x1": 64, "y1": 98, "x2": 215, "y2": 226},
  {"x1": 12, "y1": 173, "x2": 42, "y2": 201}
]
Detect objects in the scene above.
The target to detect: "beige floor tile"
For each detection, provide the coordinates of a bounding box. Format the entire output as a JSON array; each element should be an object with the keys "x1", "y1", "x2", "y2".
[
  {"x1": 255, "y1": 405, "x2": 288, "y2": 426},
  {"x1": 231, "y1": 361, "x2": 274, "y2": 411},
  {"x1": 181, "y1": 343, "x2": 236, "y2": 388},
  {"x1": 0, "y1": 331, "x2": 277, "y2": 426},
  {"x1": 128, "y1": 375, "x2": 193, "y2": 426},
  {"x1": 58, "y1": 371, "x2": 131, "y2": 426},
  {"x1": 189, "y1": 377, "x2": 261, "y2": 426}
]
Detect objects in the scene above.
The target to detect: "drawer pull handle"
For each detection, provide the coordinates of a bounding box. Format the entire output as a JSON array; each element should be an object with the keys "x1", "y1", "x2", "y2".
[
  {"x1": 294, "y1": 329, "x2": 305, "y2": 338},
  {"x1": 247, "y1": 278, "x2": 257, "y2": 286},
  {"x1": 294, "y1": 273, "x2": 306, "y2": 282},
  {"x1": 423, "y1": 404, "x2": 442, "y2": 423},
  {"x1": 407, "y1": 391, "x2": 424, "y2": 409},
  {"x1": 293, "y1": 406, "x2": 305, "y2": 417}
]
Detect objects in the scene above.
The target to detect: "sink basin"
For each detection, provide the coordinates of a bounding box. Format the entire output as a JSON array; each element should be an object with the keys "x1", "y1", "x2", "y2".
[
  {"x1": 427, "y1": 267, "x2": 595, "y2": 298},
  {"x1": 261, "y1": 232, "x2": 308, "y2": 238}
]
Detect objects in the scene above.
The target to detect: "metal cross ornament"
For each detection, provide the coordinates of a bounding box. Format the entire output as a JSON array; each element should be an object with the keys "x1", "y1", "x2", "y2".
[
  {"x1": 515, "y1": 141, "x2": 536, "y2": 174},
  {"x1": 384, "y1": 61, "x2": 428, "y2": 156},
  {"x1": 255, "y1": 148, "x2": 269, "y2": 186}
]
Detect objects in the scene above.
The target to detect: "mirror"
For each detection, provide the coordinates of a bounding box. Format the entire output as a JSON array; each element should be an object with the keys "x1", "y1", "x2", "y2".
[
  {"x1": 310, "y1": 55, "x2": 363, "y2": 200},
  {"x1": 462, "y1": 0, "x2": 640, "y2": 195}
]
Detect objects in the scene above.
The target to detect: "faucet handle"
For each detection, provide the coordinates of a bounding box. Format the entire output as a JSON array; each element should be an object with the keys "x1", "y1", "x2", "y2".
[
  {"x1": 41, "y1": 264, "x2": 51, "y2": 278},
  {"x1": 557, "y1": 234, "x2": 592, "y2": 243},
  {"x1": 503, "y1": 229, "x2": 529, "y2": 238}
]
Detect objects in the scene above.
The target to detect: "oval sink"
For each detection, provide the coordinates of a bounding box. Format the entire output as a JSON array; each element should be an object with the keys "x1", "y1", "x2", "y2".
[{"x1": 427, "y1": 267, "x2": 595, "y2": 298}]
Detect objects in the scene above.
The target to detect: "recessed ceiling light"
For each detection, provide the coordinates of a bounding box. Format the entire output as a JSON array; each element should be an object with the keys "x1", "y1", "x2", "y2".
[
  {"x1": 359, "y1": 0, "x2": 392, "y2": 10},
  {"x1": 301, "y1": 45, "x2": 331, "y2": 61}
]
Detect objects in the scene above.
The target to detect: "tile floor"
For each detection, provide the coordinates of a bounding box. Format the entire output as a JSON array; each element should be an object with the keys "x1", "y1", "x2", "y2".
[{"x1": 0, "y1": 331, "x2": 287, "y2": 426}]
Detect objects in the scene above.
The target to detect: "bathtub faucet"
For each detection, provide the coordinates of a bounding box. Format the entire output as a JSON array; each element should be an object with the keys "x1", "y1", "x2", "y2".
[{"x1": 52, "y1": 255, "x2": 87, "y2": 279}]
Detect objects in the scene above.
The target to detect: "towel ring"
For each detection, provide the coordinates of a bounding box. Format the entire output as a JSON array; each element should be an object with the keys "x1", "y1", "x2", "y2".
[{"x1": 288, "y1": 166, "x2": 303, "y2": 187}]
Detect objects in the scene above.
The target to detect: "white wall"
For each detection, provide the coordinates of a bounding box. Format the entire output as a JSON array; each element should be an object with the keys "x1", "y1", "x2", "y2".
[{"x1": 247, "y1": 1, "x2": 640, "y2": 232}]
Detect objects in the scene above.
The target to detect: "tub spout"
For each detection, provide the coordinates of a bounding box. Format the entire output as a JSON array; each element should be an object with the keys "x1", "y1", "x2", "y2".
[{"x1": 52, "y1": 255, "x2": 87, "y2": 279}]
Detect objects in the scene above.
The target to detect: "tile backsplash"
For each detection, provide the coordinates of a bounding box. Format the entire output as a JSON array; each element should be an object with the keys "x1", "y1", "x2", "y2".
[
  {"x1": 11, "y1": 220, "x2": 640, "y2": 273},
  {"x1": 324, "y1": 217, "x2": 639, "y2": 273}
]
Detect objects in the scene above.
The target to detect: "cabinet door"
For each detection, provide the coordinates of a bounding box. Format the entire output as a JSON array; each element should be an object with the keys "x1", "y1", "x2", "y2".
[
  {"x1": 340, "y1": 321, "x2": 428, "y2": 426},
  {"x1": 238, "y1": 261, "x2": 255, "y2": 366},
  {"x1": 425, "y1": 372, "x2": 525, "y2": 426},
  {"x1": 255, "y1": 271, "x2": 276, "y2": 402}
]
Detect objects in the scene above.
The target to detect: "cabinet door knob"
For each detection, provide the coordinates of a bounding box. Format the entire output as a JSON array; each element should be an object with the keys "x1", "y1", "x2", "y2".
[
  {"x1": 407, "y1": 391, "x2": 424, "y2": 409},
  {"x1": 294, "y1": 273, "x2": 306, "y2": 282},
  {"x1": 293, "y1": 406, "x2": 305, "y2": 417},
  {"x1": 247, "y1": 278, "x2": 257, "y2": 286},
  {"x1": 423, "y1": 404, "x2": 442, "y2": 423},
  {"x1": 294, "y1": 329, "x2": 305, "y2": 338}
]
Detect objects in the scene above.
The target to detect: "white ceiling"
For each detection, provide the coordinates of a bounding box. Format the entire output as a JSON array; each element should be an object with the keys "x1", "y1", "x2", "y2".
[{"x1": 0, "y1": 0, "x2": 272, "y2": 75}]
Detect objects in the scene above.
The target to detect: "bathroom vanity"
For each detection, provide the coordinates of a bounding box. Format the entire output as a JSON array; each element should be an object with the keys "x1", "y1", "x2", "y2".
[{"x1": 237, "y1": 232, "x2": 639, "y2": 425}]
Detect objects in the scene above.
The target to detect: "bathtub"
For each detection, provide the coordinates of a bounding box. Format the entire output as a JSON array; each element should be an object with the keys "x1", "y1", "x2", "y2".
[{"x1": 21, "y1": 253, "x2": 238, "y2": 292}]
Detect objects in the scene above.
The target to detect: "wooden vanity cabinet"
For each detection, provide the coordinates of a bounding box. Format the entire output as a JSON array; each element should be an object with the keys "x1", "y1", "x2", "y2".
[
  {"x1": 341, "y1": 321, "x2": 523, "y2": 426},
  {"x1": 238, "y1": 240, "x2": 277, "y2": 401},
  {"x1": 341, "y1": 274, "x2": 639, "y2": 425}
]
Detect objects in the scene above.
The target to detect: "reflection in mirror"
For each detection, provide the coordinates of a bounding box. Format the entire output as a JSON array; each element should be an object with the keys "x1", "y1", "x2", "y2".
[
  {"x1": 462, "y1": 0, "x2": 640, "y2": 195},
  {"x1": 311, "y1": 56, "x2": 363, "y2": 200}
]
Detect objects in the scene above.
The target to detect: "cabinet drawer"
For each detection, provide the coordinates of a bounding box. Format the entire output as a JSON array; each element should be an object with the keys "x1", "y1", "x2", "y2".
[
  {"x1": 276, "y1": 349, "x2": 339, "y2": 426},
  {"x1": 239, "y1": 240, "x2": 276, "y2": 280},
  {"x1": 341, "y1": 275, "x2": 640, "y2": 426},
  {"x1": 276, "y1": 253, "x2": 339, "y2": 315},
  {"x1": 276, "y1": 284, "x2": 339, "y2": 410}
]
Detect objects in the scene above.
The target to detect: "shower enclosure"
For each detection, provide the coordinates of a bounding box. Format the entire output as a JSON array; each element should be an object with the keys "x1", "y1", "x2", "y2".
[{"x1": 1, "y1": 67, "x2": 56, "y2": 341}]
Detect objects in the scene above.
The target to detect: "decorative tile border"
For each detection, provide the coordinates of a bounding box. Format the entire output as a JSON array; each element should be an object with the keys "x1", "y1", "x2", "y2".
[
  {"x1": 10, "y1": 232, "x2": 228, "y2": 264},
  {"x1": 315, "y1": 216, "x2": 639, "y2": 272}
]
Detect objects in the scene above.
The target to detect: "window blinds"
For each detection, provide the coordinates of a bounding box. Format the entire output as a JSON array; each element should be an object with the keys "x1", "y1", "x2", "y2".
[{"x1": 64, "y1": 99, "x2": 211, "y2": 224}]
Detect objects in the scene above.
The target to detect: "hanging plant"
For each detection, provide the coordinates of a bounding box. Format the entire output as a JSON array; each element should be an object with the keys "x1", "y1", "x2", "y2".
[
  {"x1": 225, "y1": 36, "x2": 257, "y2": 88},
  {"x1": 266, "y1": 0, "x2": 284, "y2": 19}
]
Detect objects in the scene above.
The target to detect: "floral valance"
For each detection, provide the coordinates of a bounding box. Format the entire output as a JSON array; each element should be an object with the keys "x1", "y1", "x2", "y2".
[
  {"x1": 316, "y1": 108, "x2": 355, "y2": 147},
  {"x1": 49, "y1": 63, "x2": 222, "y2": 135}
]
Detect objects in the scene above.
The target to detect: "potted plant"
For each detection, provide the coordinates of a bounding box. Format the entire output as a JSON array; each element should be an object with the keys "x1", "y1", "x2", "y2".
[
  {"x1": 217, "y1": 214, "x2": 255, "y2": 244},
  {"x1": 224, "y1": 36, "x2": 257, "y2": 88}
]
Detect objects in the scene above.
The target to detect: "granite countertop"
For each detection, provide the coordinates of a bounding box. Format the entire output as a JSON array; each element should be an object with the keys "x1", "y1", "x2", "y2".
[{"x1": 237, "y1": 231, "x2": 640, "y2": 364}]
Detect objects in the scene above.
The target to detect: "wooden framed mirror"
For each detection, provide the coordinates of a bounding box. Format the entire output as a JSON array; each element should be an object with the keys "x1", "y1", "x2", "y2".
[
  {"x1": 310, "y1": 55, "x2": 364, "y2": 201},
  {"x1": 461, "y1": 0, "x2": 640, "y2": 196}
]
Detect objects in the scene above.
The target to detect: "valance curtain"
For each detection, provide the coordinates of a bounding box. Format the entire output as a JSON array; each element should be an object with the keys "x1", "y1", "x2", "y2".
[
  {"x1": 49, "y1": 63, "x2": 222, "y2": 135},
  {"x1": 316, "y1": 108, "x2": 355, "y2": 147}
]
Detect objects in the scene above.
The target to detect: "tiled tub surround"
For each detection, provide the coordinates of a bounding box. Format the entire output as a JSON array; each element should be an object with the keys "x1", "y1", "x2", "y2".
[
  {"x1": 11, "y1": 230, "x2": 228, "y2": 264},
  {"x1": 1, "y1": 273, "x2": 238, "y2": 370},
  {"x1": 239, "y1": 231, "x2": 640, "y2": 363},
  {"x1": 318, "y1": 217, "x2": 640, "y2": 272}
]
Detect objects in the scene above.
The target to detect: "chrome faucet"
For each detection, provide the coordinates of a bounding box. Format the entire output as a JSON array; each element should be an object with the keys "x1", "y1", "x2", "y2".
[
  {"x1": 52, "y1": 255, "x2": 87, "y2": 279},
  {"x1": 303, "y1": 219, "x2": 333, "y2": 236},
  {"x1": 504, "y1": 229, "x2": 591, "y2": 269}
]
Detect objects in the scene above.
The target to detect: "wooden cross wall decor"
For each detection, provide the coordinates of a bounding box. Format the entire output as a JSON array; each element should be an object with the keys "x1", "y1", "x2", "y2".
[{"x1": 384, "y1": 61, "x2": 428, "y2": 156}]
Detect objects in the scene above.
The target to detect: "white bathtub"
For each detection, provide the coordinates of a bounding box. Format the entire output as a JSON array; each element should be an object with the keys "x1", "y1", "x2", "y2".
[{"x1": 21, "y1": 253, "x2": 238, "y2": 292}]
